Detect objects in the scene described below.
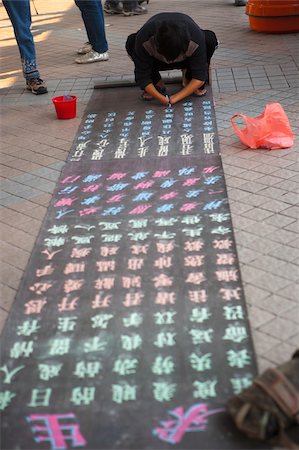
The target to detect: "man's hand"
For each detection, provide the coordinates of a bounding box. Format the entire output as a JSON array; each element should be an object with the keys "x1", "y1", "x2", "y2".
[{"x1": 144, "y1": 83, "x2": 169, "y2": 105}]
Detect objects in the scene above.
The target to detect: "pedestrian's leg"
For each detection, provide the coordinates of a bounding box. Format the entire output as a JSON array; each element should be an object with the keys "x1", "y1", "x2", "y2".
[
  {"x1": 3, "y1": 0, "x2": 39, "y2": 80},
  {"x1": 75, "y1": 0, "x2": 108, "y2": 55}
]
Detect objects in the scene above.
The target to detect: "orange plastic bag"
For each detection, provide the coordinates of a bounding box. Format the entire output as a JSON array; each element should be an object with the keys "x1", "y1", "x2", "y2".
[{"x1": 231, "y1": 103, "x2": 294, "y2": 150}]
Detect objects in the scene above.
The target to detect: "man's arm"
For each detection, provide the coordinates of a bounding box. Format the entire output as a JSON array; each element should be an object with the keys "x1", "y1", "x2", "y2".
[{"x1": 169, "y1": 79, "x2": 205, "y2": 105}]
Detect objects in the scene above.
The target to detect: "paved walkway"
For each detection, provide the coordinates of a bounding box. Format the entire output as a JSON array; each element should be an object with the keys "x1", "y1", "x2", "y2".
[{"x1": 0, "y1": 0, "x2": 298, "y2": 374}]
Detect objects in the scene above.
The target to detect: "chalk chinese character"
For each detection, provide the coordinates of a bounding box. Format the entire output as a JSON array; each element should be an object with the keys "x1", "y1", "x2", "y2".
[
  {"x1": 178, "y1": 167, "x2": 195, "y2": 176},
  {"x1": 189, "y1": 307, "x2": 211, "y2": 323},
  {"x1": 92, "y1": 294, "x2": 112, "y2": 309},
  {"x1": 188, "y1": 290, "x2": 207, "y2": 303},
  {"x1": 130, "y1": 244, "x2": 149, "y2": 255},
  {"x1": 186, "y1": 272, "x2": 206, "y2": 285},
  {"x1": 55, "y1": 198, "x2": 77, "y2": 208},
  {"x1": 129, "y1": 205, "x2": 152, "y2": 215},
  {"x1": 49, "y1": 339, "x2": 70, "y2": 356},
  {"x1": 184, "y1": 255, "x2": 205, "y2": 267},
  {"x1": 123, "y1": 292, "x2": 143, "y2": 307},
  {"x1": 70, "y1": 247, "x2": 92, "y2": 258},
  {"x1": 96, "y1": 260, "x2": 116, "y2": 272},
  {"x1": 113, "y1": 358, "x2": 138, "y2": 376},
  {"x1": 38, "y1": 364, "x2": 62, "y2": 381},
  {"x1": 153, "y1": 382, "x2": 176, "y2": 402},
  {"x1": 219, "y1": 288, "x2": 242, "y2": 301},
  {"x1": 106, "y1": 194, "x2": 126, "y2": 203},
  {"x1": 95, "y1": 277, "x2": 115, "y2": 290},
  {"x1": 230, "y1": 375, "x2": 253, "y2": 394},
  {"x1": 84, "y1": 337, "x2": 107, "y2": 353},
  {"x1": 57, "y1": 317, "x2": 77, "y2": 333},
  {"x1": 10, "y1": 341, "x2": 34, "y2": 358},
  {"x1": 223, "y1": 324, "x2": 248, "y2": 343},
  {"x1": 82, "y1": 183, "x2": 101, "y2": 193},
  {"x1": 216, "y1": 253, "x2": 236, "y2": 265},
  {"x1": 211, "y1": 226, "x2": 231, "y2": 235},
  {"x1": 29, "y1": 282, "x2": 52, "y2": 295},
  {"x1": 100, "y1": 245, "x2": 119, "y2": 257},
  {"x1": 74, "y1": 361, "x2": 102, "y2": 378},
  {"x1": 79, "y1": 207, "x2": 98, "y2": 217},
  {"x1": 154, "y1": 256, "x2": 172, "y2": 269},
  {"x1": 122, "y1": 276, "x2": 142, "y2": 289},
  {"x1": 41, "y1": 249, "x2": 62, "y2": 261},
  {"x1": 215, "y1": 270, "x2": 239, "y2": 282},
  {"x1": 48, "y1": 225, "x2": 69, "y2": 235},
  {"x1": 160, "y1": 191, "x2": 178, "y2": 201},
  {"x1": 0, "y1": 391, "x2": 15, "y2": 410},
  {"x1": 154, "y1": 311, "x2": 176, "y2": 325},
  {"x1": 209, "y1": 213, "x2": 230, "y2": 223},
  {"x1": 156, "y1": 204, "x2": 174, "y2": 213},
  {"x1": 121, "y1": 334, "x2": 142, "y2": 351},
  {"x1": 204, "y1": 175, "x2": 221, "y2": 185},
  {"x1": 127, "y1": 258, "x2": 144, "y2": 270},
  {"x1": 91, "y1": 313, "x2": 113, "y2": 329},
  {"x1": 128, "y1": 231, "x2": 150, "y2": 240},
  {"x1": 203, "y1": 200, "x2": 223, "y2": 211},
  {"x1": 101, "y1": 234, "x2": 122, "y2": 243},
  {"x1": 193, "y1": 379, "x2": 217, "y2": 399},
  {"x1": 71, "y1": 387, "x2": 95, "y2": 405},
  {"x1": 227, "y1": 349, "x2": 251, "y2": 368},
  {"x1": 27, "y1": 413, "x2": 86, "y2": 450},
  {"x1": 213, "y1": 239, "x2": 233, "y2": 250},
  {"x1": 64, "y1": 262, "x2": 85, "y2": 274},
  {"x1": 156, "y1": 241, "x2": 174, "y2": 253},
  {"x1": 129, "y1": 218, "x2": 148, "y2": 229},
  {"x1": 112, "y1": 384, "x2": 137, "y2": 404},
  {"x1": 184, "y1": 240, "x2": 204, "y2": 252},
  {"x1": 36, "y1": 265, "x2": 55, "y2": 277},
  {"x1": 64, "y1": 279, "x2": 84, "y2": 293},
  {"x1": 57, "y1": 297, "x2": 78, "y2": 312},
  {"x1": 185, "y1": 189, "x2": 203, "y2": 198},
  {"x1": 152, "y1": 356, "x2": 175, "y2": 375},
  {"x1": 180, "y1": 203, "x2": 198, "y2": 212},
  {"x1": 17, "y1": 319, "x2": 40, "y2": 336},
  {"x1": 182, "y1": 177, "x2": 200, "y2": 187},
  {"x1": 155, "y1": 292, "x2": 176, "y2": 305},
  {"x1": 153, "y1": 274, "x2": 173, "y2": 288},
  {"x1": 189, "y1": 353, "x2": 212, "y2": 371},
  {"x1": 223, "y1": 305, "x2": 244, "y2": 320},
  {"x1": 28, "y1": 388, "x2": 51, "y2": 407},
  {"x1": 123, "y1": 312, "x2": 143, "y2": 327},
  {"x1": 71, "y1": 235, "x2": 94, "y2": 245},
  {"x1": 0, "y1": 365, "x2": 24, "y2": 384},
  {"x1": 157, "y1": 136, "x2": 171, "y2": 157},
  {"x1": 189, "y1": 328, "x2": 213, "y2": 344},
  {"x1": 155, "y1": 217, "x2": 177, "y2": 227},
  {"x1": 99, "y1": 221, "x2": 121, "y2": 230},
  {"x1": 154, "y1": 332, "x2": 176, "y2": 348}
]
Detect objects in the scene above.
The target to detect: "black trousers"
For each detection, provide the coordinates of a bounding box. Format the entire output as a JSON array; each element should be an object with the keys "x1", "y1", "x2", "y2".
[{"x1": 126, "y1": 30, "x2": 218, "y2": 87}]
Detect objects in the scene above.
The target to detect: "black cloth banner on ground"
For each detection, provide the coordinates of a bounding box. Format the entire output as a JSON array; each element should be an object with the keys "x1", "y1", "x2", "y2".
[{"x1": 1, "y1": 87, "x2": 266, "y2": 450}]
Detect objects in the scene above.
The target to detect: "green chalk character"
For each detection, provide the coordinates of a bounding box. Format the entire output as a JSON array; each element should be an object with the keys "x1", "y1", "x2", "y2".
[
  {"x1": 193, "y1": 379, "x2": 217, "y2": 399},
  {"x1": 152, "y1": 356, "x2": 175, "y2": 375}
]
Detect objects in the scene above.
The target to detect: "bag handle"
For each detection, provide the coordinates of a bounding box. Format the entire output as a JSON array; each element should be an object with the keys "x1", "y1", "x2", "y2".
[{"x1": 230, "y1": 114, "x2": 247, "y2": 135}]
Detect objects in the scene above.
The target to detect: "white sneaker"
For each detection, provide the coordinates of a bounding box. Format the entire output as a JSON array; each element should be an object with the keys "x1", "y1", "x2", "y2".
[
  {"x1": 77, "y1": 42, "x2": 92, "y2": 55},
  {"x1": 75, "y1": 50, "x2": 109, "y2": 64}
]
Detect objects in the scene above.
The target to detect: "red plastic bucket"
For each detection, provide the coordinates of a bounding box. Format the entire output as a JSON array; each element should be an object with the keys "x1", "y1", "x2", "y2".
[{"x1": 52, "y1": 95, "x2": 77, "y2": 119}]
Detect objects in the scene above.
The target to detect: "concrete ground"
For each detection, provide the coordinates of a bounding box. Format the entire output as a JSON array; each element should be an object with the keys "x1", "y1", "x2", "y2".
[{"x1": 0, "y1": 0, "x2": 298, "y2": 374}]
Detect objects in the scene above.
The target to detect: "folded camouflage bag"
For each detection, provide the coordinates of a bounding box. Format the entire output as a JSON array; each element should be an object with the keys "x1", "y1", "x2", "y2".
[{"x1": 226, "y1": 350, "x2": 299, "y2": 449}]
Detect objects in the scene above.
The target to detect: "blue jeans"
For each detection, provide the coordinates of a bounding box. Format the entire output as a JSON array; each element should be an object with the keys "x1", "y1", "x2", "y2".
[
  {"x1": 3, "y1": 0, "x2": 40, "y2": 80},
  {"x1": 75, "y1": 0, "x2": 108, "y2": 54}
]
